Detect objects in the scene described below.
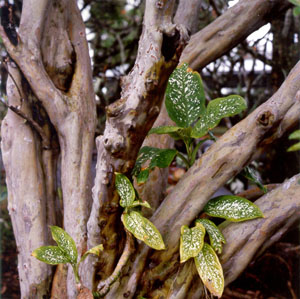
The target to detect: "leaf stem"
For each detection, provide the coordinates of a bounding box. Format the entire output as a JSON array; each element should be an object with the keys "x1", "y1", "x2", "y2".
[{"x1": 176, "y1": 152, "x2": 190, "y2": 169}]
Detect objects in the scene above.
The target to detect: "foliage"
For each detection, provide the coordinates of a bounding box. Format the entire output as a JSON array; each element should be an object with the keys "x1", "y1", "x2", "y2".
[
  {"x1": 32, "y1": 226, "x2": 103, "y2": 284},
  {"x1": 287, "y1": 129, "x2": 300, "y2": 151},
  {"x1": 289, "y1": 0, "x2": 300, "y2": 16}
]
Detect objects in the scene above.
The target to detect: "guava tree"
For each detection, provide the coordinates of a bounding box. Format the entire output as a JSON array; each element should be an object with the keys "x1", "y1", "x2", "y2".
[{"x1": 1, "y1": 0, "x2": 300, "y2": 298}]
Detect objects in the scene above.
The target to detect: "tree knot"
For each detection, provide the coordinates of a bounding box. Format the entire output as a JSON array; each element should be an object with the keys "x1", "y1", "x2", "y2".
[{"x1": 257, "y1": 111, "x2": 275, "y2": 127}]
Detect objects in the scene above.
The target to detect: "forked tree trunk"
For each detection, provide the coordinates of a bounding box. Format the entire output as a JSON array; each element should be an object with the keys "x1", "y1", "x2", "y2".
[{"x1": 1, "y1": 0, "x2": 299, "y2": 298}]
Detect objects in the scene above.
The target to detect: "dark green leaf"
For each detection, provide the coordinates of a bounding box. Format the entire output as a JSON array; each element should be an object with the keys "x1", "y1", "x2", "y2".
[
  {"x1": 196, "y1": 219, "x2": 226, "y2": 254},
  {"x1": 204, "y1": 195, "x2": 264, "y2": 222},
  {"x1": 242, "y1": 166, "x2": 267, "y2": 193},
  {"x1": 136, "y1": 169, "x2": 150, "y2": 184},
  {"x1": 50, "y1": 226, "x2": 78, "y2": 266},
  {"x1": 180, "y1": 222, "x2": 205, "y2": 263},
  {"x1": 115, "y1": 173, "x2": 135, "y2": 207},
  {"x1": 165, "y1": 63, "x2": 206, "y2": 127},
  {"x1": 148, "y1": 126, "x2": 182, "y2": 135},
  {"x1": 122, "y1": 211, "x2": 165, "y2": 250},
  {"x1": 194, "y1": 243, "x2": 224, "y2": 297},
  {"x1": 192, "y1": 95, "x2": 246, "y2": 138},
  {"x1": 32, "y1": 246, "x2": 70, "y2": 265}
]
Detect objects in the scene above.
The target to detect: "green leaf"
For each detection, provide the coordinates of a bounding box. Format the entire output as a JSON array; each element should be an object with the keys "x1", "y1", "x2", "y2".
[
  {"x1": 132, "y1": 147, "x2": 177, "y2": 178},
  {"x1": 289, "y1": 0, "x2": 300, "y2": 6},
  {"x1": 50, "y1": 226, "x2": 78, "y2": 266},
  {"x1": 288, "y1": 130, "x2": 300, "y2": 140},
  {"x1": 129, "y1": 200, "x2": 151, "y2": 209},
  {"x1": 136, "y1": 169, "x2": 150, "y2": 184},
  {"x1": 148, "y1": 126, "x2": 182, "y2": 135},
  {"x1": 287, "y1": 142, "x2": 300, "y2": 152},
  {"x1": 180, "y1": 223, "x2": 205, "y2": 263},
  {"x1": 121, "y1": 211, "x2": 165, "y2": 250},
  {"x1": 194, "y1": 243, "x2": 224, "y2": 298},
  {"x1": 204, "y1": 195, "x2": 264, "y2": 222},
  {"x1": 196, "y1": 219, "x2": 226, "y2": 254},
  {"x1": 115, "y1": 173, "x2": 135, "y2": 208},
  {"x1": 32, "y1": 246, "x2": 70, "y2": 265},
  {"x1": 192, "y1": 95, "x2": 247, "y2": 138},
  {"x1": 242, "y1": 166, "x2": 267, "y2": 193},
  {"x1": 78, "y1": 244, "x2": 104, "y2": 265},
  {"x1": 293, "y1": 6, "x2": 300, "y2": 16},
  {"x1": 165, "y1": 63, "x2": 206, "y2": 127}
]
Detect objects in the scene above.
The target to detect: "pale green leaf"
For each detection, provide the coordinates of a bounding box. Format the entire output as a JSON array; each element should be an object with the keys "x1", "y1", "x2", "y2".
[
  {"x1": 129, "y1": 200, "x2": 151, "y2": 209},
  {"x1": 121, "y1": 211, "x2": 165, "y2": 250},
  {"x1": 289, "y1": 0, "x2": 300, "y2": 6},
  {"x1": 194, "y1": 243, "x2": 224, "y2": 298},
  {"x1": 288, "y1": 130, "x2": 300, "y2": 140},
  {"x1": 180, "y1": 223, "x2": 205, "y2": 263},
  {"x1": 293, "y1": 6, "x2": 300, "y2": 16},
  {"x1": 115, "y1": 173, "x2": 135, "y2": 207},
  {"x1": 165, "y1": 63, "x2": 206, "y2": 127},
  {"x1": 192, "y1": 95, "x2": 246, "y2": 138},
  {"x1": 50, "y1": 226, "x2": 78, "y2": 266},
  {"x1": 287, "y1": 142, "x2": 300, "y2": 152},
  {"x1": 196, "y1": 219, "x2": 226, "y2": 254},
  {"x1": 32, "y1": 246, "x2": 70, "y2": 265},
  {"x1": 79, "y1": 244, "x2": 104, "y2": 265},
  {"x1": 242, "y1": 166, "x2": 267, "y2": 193},
  {"x1": 204, "y1": 195, "x2": 264, "y2": 222}
]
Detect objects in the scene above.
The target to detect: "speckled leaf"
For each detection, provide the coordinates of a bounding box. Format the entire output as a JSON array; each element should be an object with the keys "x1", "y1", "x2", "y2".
[
  {"x1": 287, "y1": 142, "x2": 300, "y2": 152},
  {"x1": 165, "y1": 63, "x2": 205, "y2": 127},
  {"x1": 32, "y1": 246, "x2": 70, "y2": 265},
  {"x1": 180, "y1": 223, "x2": 205, "y2": 263},
  {"x1": 289, "y1": 130, "x2": 300, "y2": 140},
  {"x1": 79, "y1": 244, "x2": 103, "y2": 265},
  {"x1": 132, "y1": 146, "x2": 177, "y2": 179},
  {"x1": 242, "y1": 166, "x2": 267, "y2": 193},
  {"x1": 204, "y1": 195, "x2": 264, "y2": 222},
  {"x1": 192, "y1": 95, "x2": 246, "y2": 138},
  {"x1": 122, "y1": 211, "x2": 165, "y2": 250},
  {"x1": 196, "y1": 219, "x2": 226, "y2": 254},
  {"x1": 50, "y1": 226, "x2": 78, "y2": 266},
  {"x1": 115, "y1": 173, "x2": 135, "y2": 208},
  {"x1": 194, "y1": 243, "x2": 224, "y2": 298}
]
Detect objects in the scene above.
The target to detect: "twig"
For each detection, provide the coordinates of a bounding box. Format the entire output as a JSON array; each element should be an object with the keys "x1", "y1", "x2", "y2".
[
  {"x1": 236, "y1": 184, "x2": 279, "y2": 201},
  {"x1": 95, "y1": 231, "x2": 134, "y2": 297}
]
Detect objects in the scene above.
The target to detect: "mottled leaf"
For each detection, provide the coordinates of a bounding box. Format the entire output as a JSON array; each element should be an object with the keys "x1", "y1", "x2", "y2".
[
  {"x1": 32, "y1": 246, "x2": 70, "y2": 265},
  {"x1": 165, "y1": 63, "x2": 206, "y2": 127},
  {"x1": 204, "y1": 195, "x2": 264, "y2": 222},
  {"x1": 122, "y1": 211, "x2": 165, "y2": 250},
  {"x1": 79, "y1": 244, "x2": 104, "y2": 265},
  {"x1": 192, "y1": 95, "x2": 246, "y2": 138},
  {"x1": 287, "y1": 142, "x2": 300, "y2": 152},
  {"x1": 180, "y1": 223, "x2": 205, "y2": 263},
  {"x1": 50, "y1": 226, "x2": 78, "y2": 266},
  {"x1": 194, "y1": 243, "x2": 224, "y2": 297},
  {"x1": 196, "y1": 219, "x2": 226, "y2": 254},
  {"x1": 242, "y1": 166, "x2": 267, "y2": 193},
  {"x1": 132, "y1": 146, "x2": 177, "y2": 179},
  {"x1": 115, "y1": 173, "x2": 135, "y2": 207},
  {"x1": 289, "y1": 130, "x2": 300, "y2": 140}
]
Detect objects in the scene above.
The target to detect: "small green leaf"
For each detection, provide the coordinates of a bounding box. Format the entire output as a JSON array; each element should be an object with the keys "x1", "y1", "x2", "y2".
[
  {"x1": 196, "y1": 219, "x2": 226, "y2": 254},
  {"x1": 287, "y1": 142, "x2": 300, "y2": 152},
  {"x1": 32, "y1": 246, "x2": 70, "y2": 265},
  {"x1": 121, "y1": 211, "x2": 165, "y2": 250},
  {"x1": 192, "y1": 95, "x2": 247, "y2": 138},
  {"x1": 242, "y1": 166, "x2": 267, "y2": 193},
  {"x1": 165, "y1": 63, "x2": 206, "y2": 127},
  {"x1": 204, "y1": 195, "x2": 264, "y2": 222},
  {"x1": 180, "y1": 223, "x2": 205, "y2": 263},
  {"x1": 78, "y1": 244, "x2": 104, "y2": 265},
  {"x1": 115, "y1": 173, "x2": 135, "y2": 207},
  {"x1": 148, "y1": 126, "x2": 182, "y2": 135},
  {"x1": 194, "y1": 243, "x2": 224, "y2": 298},
  {"x1": 129, "y1": 200, "x2": 151, "y2": 209},
  {"x1": 136, "y1": 169, "x2": 150, "y2": 184},
  {"x1": 132, "y1": 147, "x2": 177, "y2": 179},
  {"x1": 50, "y1": 226, "x2": 78, "y2": 266},
  {"x1": 288, "y1": 130, "x2": 300, "y2": 140},
  {"x1": 293, "y1": 6, "x2": 300, "y2": 16}
]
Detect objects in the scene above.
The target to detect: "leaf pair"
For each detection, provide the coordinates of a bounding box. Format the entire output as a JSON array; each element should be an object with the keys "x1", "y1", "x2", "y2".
[
  {"x1": 287, "y1": 129, "x2": 300, "y2": 152},
  {"x1": 115, "y1": 173, "x2": 165, "y2": 250}
]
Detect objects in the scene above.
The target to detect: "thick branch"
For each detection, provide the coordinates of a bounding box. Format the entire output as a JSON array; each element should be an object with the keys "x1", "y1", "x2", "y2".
[{"x1": 181, "y1": 0, "x2": 291, "y2": 70}]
